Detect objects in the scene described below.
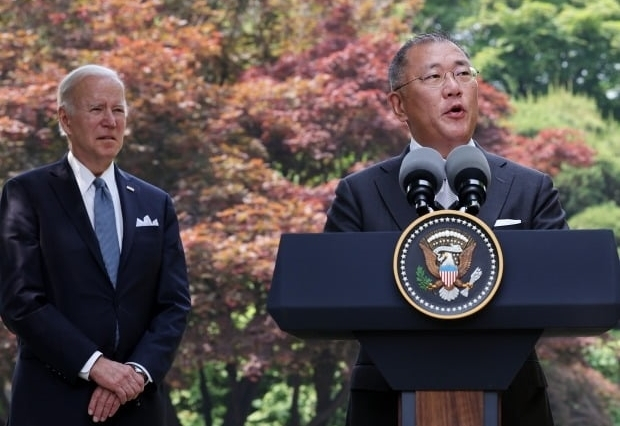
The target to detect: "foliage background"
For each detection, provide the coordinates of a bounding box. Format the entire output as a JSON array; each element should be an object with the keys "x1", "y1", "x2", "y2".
[{"x1": 1, "y1": 0, "x2": 620, "y2": 425}]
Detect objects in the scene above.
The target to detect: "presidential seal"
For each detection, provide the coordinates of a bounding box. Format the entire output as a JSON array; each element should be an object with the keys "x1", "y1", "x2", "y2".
[{"x1": 393, "y1": 210, "x2": 503, "y2": 319}]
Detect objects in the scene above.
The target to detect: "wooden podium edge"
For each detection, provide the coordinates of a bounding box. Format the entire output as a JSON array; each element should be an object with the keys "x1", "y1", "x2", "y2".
[{"x1": 400, "y1": 390, "x2": 499, "y2": 426}]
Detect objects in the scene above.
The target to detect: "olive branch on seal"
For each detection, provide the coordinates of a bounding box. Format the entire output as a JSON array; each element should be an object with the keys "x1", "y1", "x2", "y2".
[{"x1": 415, "y1": 265, "x2": 433, "y2": 290}]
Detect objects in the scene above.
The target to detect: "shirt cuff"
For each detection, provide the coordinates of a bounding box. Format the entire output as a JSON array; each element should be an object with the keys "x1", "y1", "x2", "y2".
[{"x1": 79, "y1": 351, "x2": 103, "y2": 381}]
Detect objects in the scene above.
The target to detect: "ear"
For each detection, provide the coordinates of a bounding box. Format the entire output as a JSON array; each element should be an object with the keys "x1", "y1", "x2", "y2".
[
  {"x1": 58, "y1": 107, "x2": 71, "y2": 136},
  {"x1": 388, "y1": 91, "x2": 408, "y2": 123}
]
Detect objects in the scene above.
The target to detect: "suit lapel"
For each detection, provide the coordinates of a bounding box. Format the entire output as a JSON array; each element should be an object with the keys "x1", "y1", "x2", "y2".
[
  {"x1": 115, "y1": 168, "x2": 137, "y2": 275},
  {"x1": 375, "y1": 151, "x2": 419, "y2": 231},
  {"x1": 47, "y1": 157, "x2": 108, "y2": 274},
  {"x1": 477, "y1": 152, "x2": 512, "y2": 228}
]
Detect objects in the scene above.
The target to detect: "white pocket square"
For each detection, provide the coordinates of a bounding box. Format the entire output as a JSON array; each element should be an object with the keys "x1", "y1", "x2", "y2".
[
  {"x1": 136, "y1": 215, "x2": 159, "y2": 227},
  {"x1": 494, "y1": 218, "x2": 521, "y2": 227}
]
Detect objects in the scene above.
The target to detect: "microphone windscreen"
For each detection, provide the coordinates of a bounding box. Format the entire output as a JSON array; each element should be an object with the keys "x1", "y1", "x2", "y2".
[
  {"x1": 445, "y1": 145, "x2": 491, "y2": 192},
  {"x1": 398, "y1": 147, "x2": 446, "y2": 194}
]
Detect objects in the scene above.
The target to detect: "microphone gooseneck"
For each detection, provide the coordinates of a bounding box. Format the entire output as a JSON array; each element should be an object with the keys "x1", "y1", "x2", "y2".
[
  {"x1": 398, "y1": 147, "x2": 446, "y2": 217},
  {"x1": 445, "y1": 145, "x2": 491, "y2": 216}
]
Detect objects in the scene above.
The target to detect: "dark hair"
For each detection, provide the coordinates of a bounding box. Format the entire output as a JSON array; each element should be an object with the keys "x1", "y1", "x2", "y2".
[{"x1": 388, "y1": 33, "x2": 469, "y2": 91}]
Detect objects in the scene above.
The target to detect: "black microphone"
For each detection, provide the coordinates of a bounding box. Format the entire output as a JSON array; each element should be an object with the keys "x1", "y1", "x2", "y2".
[
  {"x1": 398, "y1": 147, "x2": 446, "y2": 216},
  {"x1": 445, "y1": 145, "x2": 491, "y2": 215}
]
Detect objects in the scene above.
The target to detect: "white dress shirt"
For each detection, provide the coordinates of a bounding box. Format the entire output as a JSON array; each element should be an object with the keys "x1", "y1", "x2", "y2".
[{"x1": 67, "y1": 152, "x2": 150, "y2": 383}]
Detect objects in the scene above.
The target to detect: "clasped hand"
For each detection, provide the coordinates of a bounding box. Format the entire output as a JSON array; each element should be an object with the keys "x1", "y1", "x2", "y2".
[{"x1": 87, "y1": 357, "x2": 146, "y2": 423}]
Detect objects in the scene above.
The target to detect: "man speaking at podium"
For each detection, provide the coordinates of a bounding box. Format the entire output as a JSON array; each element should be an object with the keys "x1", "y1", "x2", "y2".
[{"x1": 324, "y1": 33, "x2": 567, "y2": 426}]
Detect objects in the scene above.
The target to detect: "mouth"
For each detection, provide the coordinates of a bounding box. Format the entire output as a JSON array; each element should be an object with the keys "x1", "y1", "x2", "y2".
[
  {"x1": 446, "y1": 104, "x2": 465, "y2": 114},
  {"x1": 444, "y1": 104, "x2": 466, "y2": 116}
]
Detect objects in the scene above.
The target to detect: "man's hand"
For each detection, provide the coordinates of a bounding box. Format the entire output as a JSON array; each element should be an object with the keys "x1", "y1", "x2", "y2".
[
  {"x1": 88, "y1": 356, "x2": 145, "y2": 404},
  {"x1": 88, "y1": 386, "x2": 121, "y2": 423}
]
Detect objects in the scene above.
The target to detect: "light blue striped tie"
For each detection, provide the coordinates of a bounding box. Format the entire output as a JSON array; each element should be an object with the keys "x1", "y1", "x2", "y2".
[{"x1": 93, "y1": 178, "x2": 120, "y2": 286}]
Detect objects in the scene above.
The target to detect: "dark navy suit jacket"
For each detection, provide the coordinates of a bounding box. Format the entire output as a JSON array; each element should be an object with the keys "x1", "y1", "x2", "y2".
[
  {"x1": 324, "y1": 146, "x2": 567, "y2": 426},
  {"x1": 0, "y1": 156, "x2": 191, "y2": 425}
]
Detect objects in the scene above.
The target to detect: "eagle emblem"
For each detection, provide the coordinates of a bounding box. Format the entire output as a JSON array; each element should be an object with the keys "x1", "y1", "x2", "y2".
[
  {"x1": 394, "y1": 210, "x2": 503, "y2": 319},
  {"x1": 419, "y1": 229, "x2": 482, "y2": 301}
]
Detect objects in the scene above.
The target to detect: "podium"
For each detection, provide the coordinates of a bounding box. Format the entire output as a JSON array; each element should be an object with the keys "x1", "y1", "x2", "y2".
[{"x1": 267, "y1": 230, "x2": 620, "y2": 426}]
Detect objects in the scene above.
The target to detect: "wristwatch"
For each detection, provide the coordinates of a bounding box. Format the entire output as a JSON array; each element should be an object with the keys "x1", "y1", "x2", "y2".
[{"x1": 133, "y1": 365, "x2": 148, "y2": 384}]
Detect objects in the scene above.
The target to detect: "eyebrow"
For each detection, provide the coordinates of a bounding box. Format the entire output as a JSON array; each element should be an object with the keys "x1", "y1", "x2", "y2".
[
  {"x1": 87, "y1": 102, "x2": 125, "y2": 109},
  {"x1": 424, "y1": 59, "x2": 470, "y2": 70}
]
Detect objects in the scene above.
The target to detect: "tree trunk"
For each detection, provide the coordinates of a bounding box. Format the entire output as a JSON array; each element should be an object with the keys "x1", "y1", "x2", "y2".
[
  {"x1": 286, "y1": 374, "x2": 301, "y2": 426},
  {"x1": 222, "y1": 363, "x2": 261, "y2": 426},
  {"x1": 307, "y1": 349, "x2": 349, "y2": 426},
  {"x1": 199, "y1": 365, "x2": 214, "y2": 426}
]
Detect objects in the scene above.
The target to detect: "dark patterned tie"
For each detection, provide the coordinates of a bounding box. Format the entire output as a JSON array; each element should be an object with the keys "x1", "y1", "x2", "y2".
[
  {"x1": 93, "y1": 178, "x2": 120, "y2": 286},
  {"x1": 436, "y1": 179, "x2": 459, "y2": 209}
]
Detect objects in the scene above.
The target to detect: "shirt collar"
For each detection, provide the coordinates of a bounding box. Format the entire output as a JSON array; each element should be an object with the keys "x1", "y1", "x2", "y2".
[
  {"x1": 67, "y1": 151, "x2": 116, "y2": 194},
  {"x1": 408, "y1": 138, "x2": 475, "y2": 157}
]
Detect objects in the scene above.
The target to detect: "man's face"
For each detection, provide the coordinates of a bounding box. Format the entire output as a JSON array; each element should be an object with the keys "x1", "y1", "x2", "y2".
[
  {"x1": 389, "y1": 41, "x2": 479, "y2": 158},
  {"x1": 59, "y1": 75, "x2": 126, "y2": 175}
]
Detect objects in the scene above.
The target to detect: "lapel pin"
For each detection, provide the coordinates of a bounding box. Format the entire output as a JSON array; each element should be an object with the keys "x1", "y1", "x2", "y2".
[{"x1": 126, "y1": 185, "x2": 135, "y2": 192}]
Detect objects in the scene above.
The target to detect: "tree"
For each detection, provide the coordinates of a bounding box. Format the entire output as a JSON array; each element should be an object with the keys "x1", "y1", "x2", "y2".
[
  {"x1": 183, "y1": 4, "x2": 596, "y2": 424},
  {"x1": 411, "y1": 0, "x2": 481, "y2": 34},
  {"x1": 541, "y1": 336, "x2": 620, "y2": 426},
  {"x1": 567, "y1": 202, "x2": 620, "y2": 247},
  {"x1": 555, "y1": 161, "x2": 620, "y2": 219},
  {"x1": 499, "y1": 129, "x2": 593, "y2": 177},
  {"x1": 0, "y1": 0, "x2": 616, "y2": 424},
  {"x1": 458, "y1": 0, "x2": 620, "y2": 118}
]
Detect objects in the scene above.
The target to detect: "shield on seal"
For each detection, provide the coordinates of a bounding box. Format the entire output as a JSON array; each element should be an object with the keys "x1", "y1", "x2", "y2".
[{"x1": 439, "y1": 263, "x2": 458, "y2": 288}]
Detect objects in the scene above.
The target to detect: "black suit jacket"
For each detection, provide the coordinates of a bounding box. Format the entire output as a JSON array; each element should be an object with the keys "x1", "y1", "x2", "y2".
[
  {"x1": 324, "y1": 146, "x2": 566, "y2": 426},
  {"x1": 0, "y1": 156, "x2": 191, "y2": 425}
]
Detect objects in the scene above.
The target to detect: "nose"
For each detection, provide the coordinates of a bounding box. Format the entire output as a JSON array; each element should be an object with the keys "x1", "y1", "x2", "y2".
[
  {"x1": 442, "y1": 72, "x2": 462, "y2": 96},
  {"x1": 102, "y1": 108, "x2": 117, "y2": 127}
]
